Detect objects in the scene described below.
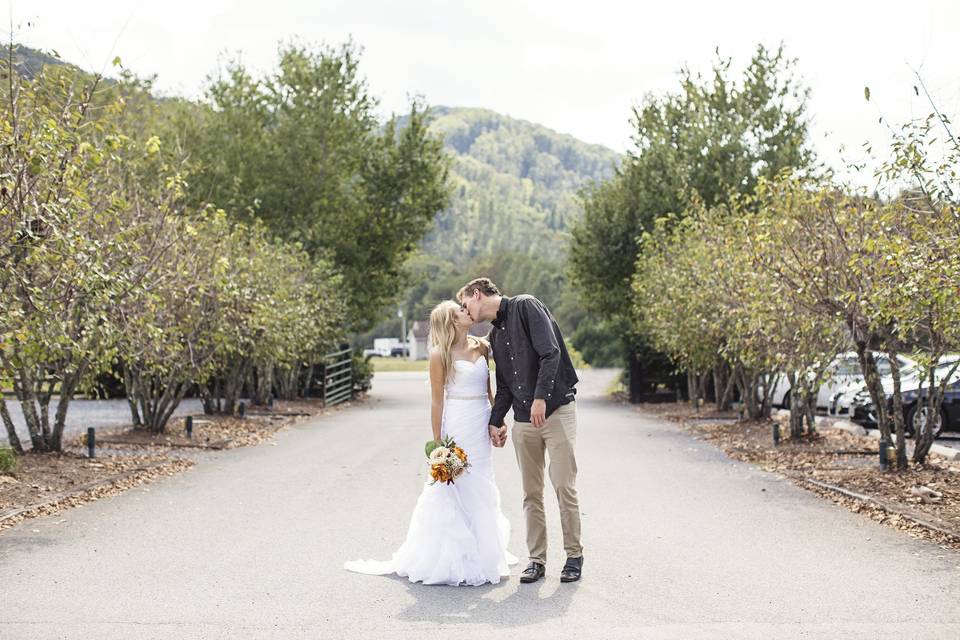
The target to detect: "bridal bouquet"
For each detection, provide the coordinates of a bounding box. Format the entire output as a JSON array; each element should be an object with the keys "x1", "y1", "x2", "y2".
[{"x1": 424, "y1": 436, "x2": 470, "y2": 485}]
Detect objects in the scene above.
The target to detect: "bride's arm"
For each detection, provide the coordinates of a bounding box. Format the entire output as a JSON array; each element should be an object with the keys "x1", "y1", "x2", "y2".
[
  {"x1": 429, "y1": 351, "x2": 445, "y2": 441},
  {"x1": 482, "y1": 342, "x2": 495, "y2": 406}
]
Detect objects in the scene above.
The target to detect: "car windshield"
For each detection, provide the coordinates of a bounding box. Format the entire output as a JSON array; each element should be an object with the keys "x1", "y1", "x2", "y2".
[{"x1": 835, "y1": 360, "x2": 861, "y2": 376}]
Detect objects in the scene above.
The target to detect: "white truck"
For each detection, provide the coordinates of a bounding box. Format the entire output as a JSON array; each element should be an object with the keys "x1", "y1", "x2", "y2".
[{"x1": 363, "y1": 338, "x2": 401, "y2": 358}]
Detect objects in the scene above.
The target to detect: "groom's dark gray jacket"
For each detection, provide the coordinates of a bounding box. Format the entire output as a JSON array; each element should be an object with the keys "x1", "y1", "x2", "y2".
[{"x1": 488, "y1": 295, "x2": 578, "y2": 426}]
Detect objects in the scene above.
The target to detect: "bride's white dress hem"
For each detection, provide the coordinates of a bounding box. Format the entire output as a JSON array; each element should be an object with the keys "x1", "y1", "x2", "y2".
[{"x1": 344, "y1": 357, "x2": 518, "y2": 587}]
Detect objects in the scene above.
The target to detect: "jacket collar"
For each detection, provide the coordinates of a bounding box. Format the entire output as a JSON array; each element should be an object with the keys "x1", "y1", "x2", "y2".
[{"x1": 491, "y1": 296, "x2": 510, "y2": 329}]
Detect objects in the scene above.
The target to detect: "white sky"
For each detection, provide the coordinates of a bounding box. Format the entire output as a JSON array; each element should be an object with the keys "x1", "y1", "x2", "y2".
[{"x1": 6, "y1": 1, "x2": 960, "y2": 184}]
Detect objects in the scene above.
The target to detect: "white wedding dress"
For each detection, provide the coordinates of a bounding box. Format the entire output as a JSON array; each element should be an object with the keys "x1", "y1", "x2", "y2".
[{"x1": 344, "y1": 357, "x2": 518, "y2": 586}]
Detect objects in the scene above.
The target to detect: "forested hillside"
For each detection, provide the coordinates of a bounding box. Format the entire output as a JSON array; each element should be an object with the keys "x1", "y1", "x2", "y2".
[
  {"x1": 8, "y1": 44, "x2": 81, "y2": 79},
  {"x1": 423, "y1": 106, "x2": 619, "y2": 264}
]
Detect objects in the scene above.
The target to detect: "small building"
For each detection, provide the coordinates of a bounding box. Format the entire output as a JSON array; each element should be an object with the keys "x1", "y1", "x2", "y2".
[{"x1": 407, "y1": 321, "x2": 430, "y2": 360}]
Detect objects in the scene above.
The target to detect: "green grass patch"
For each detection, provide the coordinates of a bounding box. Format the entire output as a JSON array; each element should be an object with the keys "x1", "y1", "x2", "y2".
[
  {"x1": 368, "y1": 355, "x2": 498, "y2": 373},
  {"x1": 369, "y1": 356, "x2": 429, "y2": 372}
]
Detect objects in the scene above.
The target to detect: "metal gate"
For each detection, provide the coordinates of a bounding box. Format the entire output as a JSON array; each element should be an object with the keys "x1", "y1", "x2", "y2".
[{"x1": 322, "y1": 345, "x2": 353, "y2": 407}]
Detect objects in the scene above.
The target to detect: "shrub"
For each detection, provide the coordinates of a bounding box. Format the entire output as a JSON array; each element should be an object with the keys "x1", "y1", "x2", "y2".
[{"x1": 0, "y1": 447, "x2": 18, "y2": 473}]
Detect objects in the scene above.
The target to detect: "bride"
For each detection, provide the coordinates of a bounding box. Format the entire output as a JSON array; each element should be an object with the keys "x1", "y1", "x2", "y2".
[{"x1": 344, "y1": 300, "x2": 517, "y2": 586}]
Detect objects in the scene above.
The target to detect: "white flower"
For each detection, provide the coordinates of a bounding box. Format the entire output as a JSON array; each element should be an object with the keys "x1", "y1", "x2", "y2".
[{"x1": 429, "y1": 447, "x2": 450, "y2": 462}]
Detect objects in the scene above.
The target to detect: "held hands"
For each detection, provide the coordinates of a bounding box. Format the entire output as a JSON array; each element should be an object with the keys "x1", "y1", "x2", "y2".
[
  {"x1": 488, "y1": 424, "x2": 507, "y2": 448},
  {"x1": 530, "y1": 398, "x2": 547, "y2": 428}
]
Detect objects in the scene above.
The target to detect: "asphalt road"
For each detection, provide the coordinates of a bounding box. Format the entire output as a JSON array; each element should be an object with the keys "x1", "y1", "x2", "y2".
[{"x1": 1, "y1": 368, "x2": 959, "y2": 639}]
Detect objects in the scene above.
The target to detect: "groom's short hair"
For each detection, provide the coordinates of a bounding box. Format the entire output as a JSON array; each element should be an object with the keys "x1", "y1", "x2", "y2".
[{"x1": 458, "y1": 277, "x2": 500, "y2": 301}]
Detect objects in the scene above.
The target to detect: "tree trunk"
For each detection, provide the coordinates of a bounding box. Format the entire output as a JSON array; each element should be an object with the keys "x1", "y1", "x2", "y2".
[
  {"x1": 736, "y1": 367, "x2": 764, "y2": 419},
  {"x1": 50, "y1": 370, "x2": 81, "y2": 452},
  {"x1": 913, "y1": 360, "x2": 960, "y2": 464},
  {"x1": 276, "y1": 364, "x2": 301, "y2": 400},
  {"x1": 253, "y1": 363, "x2": 273, "y2": 405},
  {"x1": 201, "y1": 377, "x2": 223, "y2": 415},
  {"x1": 14, "y1": 369, "x2": 49, "y2": 452},
  {"x1": 854, "y1": 338, "x2": 890, "y2": 443},
  {"x1": 712, "y1": 365, "x2": 723, "y2": 408},
  {"x1": 221, "y1": 357, "x2": 251, "y2": 416},
  {"x1": 698, "y1": 372, "x2": 710, "y2": 406},
  {"x1": 718, "y1": 362, "x2": 735, "y2": 411},
  {"x1": 687, "y1": 371, "x2": 698, "y2": 411},
  {"x1": 887, "y1": 349, "x2": 908, "y2": 470},
  {"x1": 301, "y1": 363, "x2": 315, "y2": 399},
  {"x1": 787, "y1": 372, "x2": 803, "y2": 438},
  {"x1": 0, "y1": 396, "x2": 24, "y2": 454},
  {"x1": 804, "y1": 388, "x2": 817, "y2": 435},
  {"x1": 713, "y1": 363, "x2": 733, "y2": 410},
  {"x1": 127, "y1": 365, "x2": 192, "y2": 432},
  {"x1": 913, "y1": 366, "x2": 936, "y2": 463},
  {"x1": 123, "y1": 365, "x2": 143, "y2": 428}
]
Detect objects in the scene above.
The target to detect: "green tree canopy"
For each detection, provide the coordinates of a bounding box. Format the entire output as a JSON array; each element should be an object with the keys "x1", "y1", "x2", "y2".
[
  {"x1": 183, "y1": 42, "x2": 451, "y2": 332},
  {"x1": 570, "y1": 44, "x2": 817, "y2": 354}
]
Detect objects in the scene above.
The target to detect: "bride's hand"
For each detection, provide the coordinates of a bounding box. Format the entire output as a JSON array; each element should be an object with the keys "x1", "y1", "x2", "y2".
[{"x1": 488, "y1": 424, "x2": 507, "y2": 448}]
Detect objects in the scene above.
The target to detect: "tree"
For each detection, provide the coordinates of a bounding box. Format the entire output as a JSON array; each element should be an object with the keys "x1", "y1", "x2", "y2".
[
  {"x1": 184, "y1": 42, "x2": 451, "y2": 332},
  {"x1": 870, "y1": 96, "x2": 960, "y2": 463},
  {"x1": 0, "y1": 54, "x2": 176, "y2": 452},
  {"x1": 570, "y1": 44, "x2": 817, "y2": 398}
]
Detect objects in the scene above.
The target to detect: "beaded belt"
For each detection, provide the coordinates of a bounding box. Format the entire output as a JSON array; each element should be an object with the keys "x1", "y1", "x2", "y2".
[{"x1": 445, "y1": 393, "x2": 488, "y2": 400}]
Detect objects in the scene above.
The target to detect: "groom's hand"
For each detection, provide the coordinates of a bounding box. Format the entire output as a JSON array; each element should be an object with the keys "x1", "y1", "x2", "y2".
[
  {"x1": 531, "y1": 399, "x2": 546, "y2": 428},
  {"x1": 489, "y1": 424, "x2": 507, "y2": 447}
]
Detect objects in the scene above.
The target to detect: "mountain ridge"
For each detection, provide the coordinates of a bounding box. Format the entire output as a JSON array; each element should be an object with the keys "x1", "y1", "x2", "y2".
[{"x1": 422, "y1": 105, "x2": 619, "y2": 266}]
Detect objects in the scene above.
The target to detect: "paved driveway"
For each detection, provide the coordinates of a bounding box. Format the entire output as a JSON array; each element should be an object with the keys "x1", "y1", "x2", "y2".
[{"x1": 1, "y1": 369, "x2": 958, "y2": 639}]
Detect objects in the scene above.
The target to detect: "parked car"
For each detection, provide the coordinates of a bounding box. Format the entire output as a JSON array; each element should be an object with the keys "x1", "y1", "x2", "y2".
[
  {"x1": 363, "y1": 338, "x2": 403, "y2": 358},
  {"x1": 848, "y1": 357, "x2": 960, "y2": 438},
  {"x1": 390, "y1": 346, "x2": 409, "y2": 358},
  {"x1": 828, "y1": 354, "x2": 917, "y2": 417},
  {"x1": 771, "y1": 352, "x2": 915, "y2": 412}
]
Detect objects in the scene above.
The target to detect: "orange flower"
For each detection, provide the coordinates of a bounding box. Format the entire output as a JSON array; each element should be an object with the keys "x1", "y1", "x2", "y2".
[
  {"x1": 430, "y1": 463, "x2": 451, "y2": 484},
  {"x1": 453, "y1": 447, "x2": 467, "y2": 462}
]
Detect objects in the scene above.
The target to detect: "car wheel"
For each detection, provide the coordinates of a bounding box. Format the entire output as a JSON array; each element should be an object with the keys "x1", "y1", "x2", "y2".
[{"x1": 906, "y1": 404, "x2": 946, "y2": 439}]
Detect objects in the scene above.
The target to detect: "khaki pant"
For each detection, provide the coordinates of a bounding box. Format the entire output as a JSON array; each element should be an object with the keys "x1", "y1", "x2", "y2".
[{"x1": 512, "y1": 401, "x2": 582, "y2": 564}]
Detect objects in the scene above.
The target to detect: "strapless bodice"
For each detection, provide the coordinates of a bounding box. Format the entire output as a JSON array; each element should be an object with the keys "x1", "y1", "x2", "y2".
[{"x1": 445, "y1": 358, "x2": 490, "y2": 397}]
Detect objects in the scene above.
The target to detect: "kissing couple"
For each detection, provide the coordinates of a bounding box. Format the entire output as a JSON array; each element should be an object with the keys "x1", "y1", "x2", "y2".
[{"x1": 345, "y1": 278, "x2": 583, "y2": 585}]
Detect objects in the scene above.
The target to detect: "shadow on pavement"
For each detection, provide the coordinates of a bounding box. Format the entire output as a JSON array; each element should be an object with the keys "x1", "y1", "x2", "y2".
[{"x1": 392, "y1": 576, "x2": 580, "y2": 628}]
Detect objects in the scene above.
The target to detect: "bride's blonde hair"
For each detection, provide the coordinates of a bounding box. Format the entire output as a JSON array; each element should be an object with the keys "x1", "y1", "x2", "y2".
[{"x1": 429, "y1": 300, "x2": 483, "y2": 383}]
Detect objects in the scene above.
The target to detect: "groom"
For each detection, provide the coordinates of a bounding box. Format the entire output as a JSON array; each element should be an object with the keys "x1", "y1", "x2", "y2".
[{"x1": 458, "y1": 278, "x2": 583, "y2": 584}]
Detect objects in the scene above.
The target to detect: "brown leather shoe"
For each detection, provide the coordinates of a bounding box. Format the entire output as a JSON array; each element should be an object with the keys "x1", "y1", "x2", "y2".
[
  {"x1": 519, "y1": 561, "x2": 546, "y2": 584},
  {"x1": 560, "y1": 556, "x2": 583, "y2": 583}
]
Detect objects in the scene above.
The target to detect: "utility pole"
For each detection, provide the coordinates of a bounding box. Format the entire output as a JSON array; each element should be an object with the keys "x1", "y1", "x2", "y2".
[{"x1": 398, "y1": 308, "x2": 406, "y2": 357}]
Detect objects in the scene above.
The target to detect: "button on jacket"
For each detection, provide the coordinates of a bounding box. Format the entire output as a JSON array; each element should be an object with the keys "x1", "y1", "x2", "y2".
[{"x1": 488, "y1": 295, "x2": 578, "y2": 426}]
